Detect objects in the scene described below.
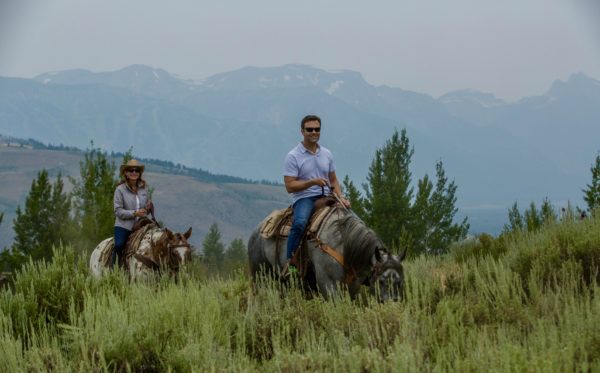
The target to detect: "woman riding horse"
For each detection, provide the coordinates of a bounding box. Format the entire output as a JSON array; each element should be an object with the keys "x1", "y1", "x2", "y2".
[{"x1": 113, "y1": 159, "x2": 152, "y2": 268}]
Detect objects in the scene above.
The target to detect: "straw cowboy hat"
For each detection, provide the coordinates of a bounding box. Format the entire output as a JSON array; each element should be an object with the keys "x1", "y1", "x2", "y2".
[{"x1": 120, "y1": 159, "x2": 145, "y2": 176}]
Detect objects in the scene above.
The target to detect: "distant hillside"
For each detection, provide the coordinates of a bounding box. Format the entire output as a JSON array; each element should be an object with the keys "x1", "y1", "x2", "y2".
[
  {"x1": 0, "y1": 143, "x2": 290, "y2": 250},
  {"x1": 1, "y1": 135, "x2": 276, "y2": 185}
]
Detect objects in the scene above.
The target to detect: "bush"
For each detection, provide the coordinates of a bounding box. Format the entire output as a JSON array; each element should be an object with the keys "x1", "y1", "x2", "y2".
[
  {"x1": 452, "y1": 233, "x2": 508, "y2": 262},
  {"x1": 506, "y1": 216, "x2": 600, "y2": 287},
  {"x1": 0, "y1": 245, "x2": 129, "y2": 340},
  {"x1": 1, "y1": 219, "x2": 600, "y2": 371}
]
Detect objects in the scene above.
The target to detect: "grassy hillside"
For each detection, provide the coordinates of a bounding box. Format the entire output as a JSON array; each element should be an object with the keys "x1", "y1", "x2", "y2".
[
  {"x1": 0, "y1": 145, "x2": 290, "y2": 250},
  {"x1": 1, "y1": 214, "x2": 599, "y2": 371}
]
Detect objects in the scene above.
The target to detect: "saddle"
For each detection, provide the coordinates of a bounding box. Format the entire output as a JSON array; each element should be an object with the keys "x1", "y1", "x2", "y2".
[
  {"x1": 260, "y1": 196, "x2": 337, "y2": 239},
  {"x1": 123, "y1": 223, "x2": 158, "y2": 267},
  {"x1": 99, "y1": 222, "x2": 158, "y2": 269},
  {"x1": 259, "y1": 196, "x2": 338, "y2": 277},
  {"x1": 132, "y1": 216, "x2": 155, "y2": 232}
]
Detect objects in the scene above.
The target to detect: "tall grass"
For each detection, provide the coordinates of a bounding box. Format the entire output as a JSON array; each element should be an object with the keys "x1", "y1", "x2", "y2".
[{"x1": 1, "y1": 216, "x2": 600, "y2": 371}]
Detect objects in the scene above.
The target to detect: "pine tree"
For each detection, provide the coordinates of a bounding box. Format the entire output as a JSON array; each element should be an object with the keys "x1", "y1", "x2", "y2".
[
  {"x1": 418, "y1": 161, "x2": 469, "y2": 255},
  {"x1": 225, "y1": 238, "x2": 246, "y2": 262},
  {"x1": 540, "y1": 198, "x2": 557, "y2": 225},
  {"x1": 362, "y1": 129, "x2": 414, "y2": 247},
  {"x1": 410, "y1": 174, "x2": 433, "y2": 253},
  {"x1": 503, "y1": 202, "x2": 524, "y2": 234},
  {"x1": 70, "y1": 146, "x2": 118, "y2": 250},
  {"x1": 524, "y1": 202, "x2": 542, "y2": 232},
  {"x1": 122, "y1": 147, "x2": 134, "y2": 164},
  {"x1": 203, "y1": 223, "x2": 225, "y2": 271},
  {"x1": 51, "y1": 173, "x2": 72, "y2": 243},
  {"x1": 345, "y1": 130, "x2": 467, "y2": 255},
  {"x1": 342, "y1": 175, "x2": 366, "y2": 219},
  {"x1": 583, "y1": 153, "x2": 600, "y2": 216},
  {"x1": 224, "y1": 238, "x2": 247, "y2": 272},
  {"x1": 1, "y1": 170, "x2": 71, "y2": 269}
]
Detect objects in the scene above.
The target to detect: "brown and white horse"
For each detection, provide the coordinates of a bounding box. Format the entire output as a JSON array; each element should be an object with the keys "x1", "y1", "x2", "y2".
[{"x1": 90, "y1": 225, "x2": 193, "y2": 280}]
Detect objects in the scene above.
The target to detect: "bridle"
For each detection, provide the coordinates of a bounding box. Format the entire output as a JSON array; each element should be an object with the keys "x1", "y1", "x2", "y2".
[
  {"x1": 140, "y1": 231, "x2": 192, "y2": 273},
  {"x1": 369, "y1": 256, "x2": 402, "y2": 285},
  {"x1": 166, "y1": 241, "x2": 192, "y2": 271}
]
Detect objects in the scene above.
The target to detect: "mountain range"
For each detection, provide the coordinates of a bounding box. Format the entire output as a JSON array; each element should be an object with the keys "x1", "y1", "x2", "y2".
[{"x1": 2, "y1": 64, "x2": 599, "y2": 233}]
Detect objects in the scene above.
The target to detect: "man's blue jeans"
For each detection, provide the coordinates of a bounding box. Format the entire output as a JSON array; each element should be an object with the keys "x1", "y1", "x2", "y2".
[
  {"x1": 112, "y1": 226, "x2": 132, "y2": 267},
  {"x1": 286, "y1": 196, "x2": 319, "y2": 260}
]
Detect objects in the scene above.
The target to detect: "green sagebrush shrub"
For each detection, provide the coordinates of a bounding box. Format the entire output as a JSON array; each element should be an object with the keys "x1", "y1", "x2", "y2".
[
  {"x1": 1, "y1": 220, "x2": 599, "y2": 372},
  {"x1": 0, "y1": 245, "x2": 129, "y2": 340},
  {"x1": 506, "y1": 215, "x2": 600, "y2": 287},
  {"x1": 451, "y1": 233, "x2": 509, "y2": 262}
]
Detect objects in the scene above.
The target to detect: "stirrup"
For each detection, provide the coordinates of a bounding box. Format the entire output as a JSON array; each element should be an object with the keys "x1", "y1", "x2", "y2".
[{"x1": 282, "y1": 263, "x2": 299, "y2": 278}]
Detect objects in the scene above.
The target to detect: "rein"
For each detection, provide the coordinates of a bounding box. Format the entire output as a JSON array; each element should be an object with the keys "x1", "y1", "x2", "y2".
[
  {"x1": 306, "y1": 204, "x2": 353, "y2": 283},
  {"x1": 166, "y1": 242, "x2": 191, "y2": 270},
  {"x1": 312, "y1": 235, "x2": 357, "y2": 284},
  {"x1": 147, "y1": 203, "x2": 161, "y2": 228},
  {"x1": 310, "y1": 206, "x2": 383, "y2": 285}
]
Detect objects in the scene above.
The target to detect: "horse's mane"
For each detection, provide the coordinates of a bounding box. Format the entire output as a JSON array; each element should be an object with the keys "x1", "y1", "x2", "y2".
[
  {"x1": 336, "y1": 212, "x2": 384, "y2": 270},
  {"x1": 125, "y1": 224, "x2": 166, "y2": 257}
]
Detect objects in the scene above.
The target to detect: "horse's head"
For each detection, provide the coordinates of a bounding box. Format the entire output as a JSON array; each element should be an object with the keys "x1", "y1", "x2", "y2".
[
  {"x1": 369, "y1": 247, "x2": 406, "y2": 302},
  {"x1": 164, "y1": 227, "x2": 193, "y2": 271}
]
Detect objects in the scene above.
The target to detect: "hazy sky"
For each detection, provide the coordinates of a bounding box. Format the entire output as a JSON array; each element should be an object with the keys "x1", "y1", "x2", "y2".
[{"x1": 1, "y1": 0, "x2": 599, "y2": 100}]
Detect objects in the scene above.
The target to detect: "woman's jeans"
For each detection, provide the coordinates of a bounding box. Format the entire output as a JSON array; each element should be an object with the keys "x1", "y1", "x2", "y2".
[
  {"x1": 286, "y1": 196, "x2": 319, "y2": 260},
  {"x1": 112, "y1": 226, "x2": 132, "y2": 267}
]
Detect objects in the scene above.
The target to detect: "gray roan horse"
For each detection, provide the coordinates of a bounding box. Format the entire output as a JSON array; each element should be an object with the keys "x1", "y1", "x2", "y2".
[
  {"x1": 248, "y1": 206, "x2": 406, "y2": 302},
  {"x1": 90, "y1": 224, "x2": 193, "y2": 280}
]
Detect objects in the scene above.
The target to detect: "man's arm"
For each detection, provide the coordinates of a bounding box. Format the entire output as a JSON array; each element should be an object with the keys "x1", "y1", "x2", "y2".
[{"x1": 284, "y1": 176, "x2": 328, "y2": 193}]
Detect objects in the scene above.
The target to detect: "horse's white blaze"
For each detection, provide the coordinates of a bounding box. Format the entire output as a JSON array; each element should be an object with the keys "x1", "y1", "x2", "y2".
[{"x1": 175, "y1": 246, "x2": 187, "y2": 262}]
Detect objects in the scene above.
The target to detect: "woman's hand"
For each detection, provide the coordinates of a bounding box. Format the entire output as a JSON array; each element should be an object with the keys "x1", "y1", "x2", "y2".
[{"x1": 134, "y1": 208, "x2": 147, "y2": 218}]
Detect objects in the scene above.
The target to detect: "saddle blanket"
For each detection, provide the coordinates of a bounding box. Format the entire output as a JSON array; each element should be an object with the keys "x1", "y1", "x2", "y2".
[{"x1": 259, "y1": 205, "x2": 333, "y2": 239}]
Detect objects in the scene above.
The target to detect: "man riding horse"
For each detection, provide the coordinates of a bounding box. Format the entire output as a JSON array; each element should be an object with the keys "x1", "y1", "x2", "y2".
[
  {"x1": 282, "y1": 115, "x2": 351, "y2": 276},
  {"x1": 248, "y1": 114, "x2": 406, "y2": 300}
]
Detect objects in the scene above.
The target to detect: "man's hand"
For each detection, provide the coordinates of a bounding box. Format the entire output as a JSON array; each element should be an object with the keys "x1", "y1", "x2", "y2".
[
  {"x1": 339, "y1": 197, "x2": 351, "y2": 208},
  {"x1": 311, "y1": 178, "x2": 329, "y2": 187}
]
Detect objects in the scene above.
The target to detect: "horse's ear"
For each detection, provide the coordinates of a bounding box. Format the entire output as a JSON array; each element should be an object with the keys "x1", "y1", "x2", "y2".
[
  {"x1": 184, "y1": 227, "x2": 192, "y2": 239},
  {"x1": 165, "y1": 229, "x2": 174, "y2": 240},
  {"x1": 372, "y1": 247, "x2": 385, "y2": 266},
  {"x1": 371, "y1": 253, "x2": 379, "y2": 267}
]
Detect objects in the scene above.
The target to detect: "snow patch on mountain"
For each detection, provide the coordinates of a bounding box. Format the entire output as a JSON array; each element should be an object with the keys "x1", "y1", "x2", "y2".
[
  {"x1": 439, "y1": 89, "x2": 506, "y2": 108},
  {"x1": 325, "y1": 80, "x2": 344, "y2": 95}
]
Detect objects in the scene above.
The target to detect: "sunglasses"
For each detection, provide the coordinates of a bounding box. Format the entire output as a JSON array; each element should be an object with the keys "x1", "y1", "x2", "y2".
[
  {"x1": 304, "y1": 127, "x2": 321, "y2": 133},
  {"x1": 127, "y1": 168, "x2": 141, "y2": 173}
]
